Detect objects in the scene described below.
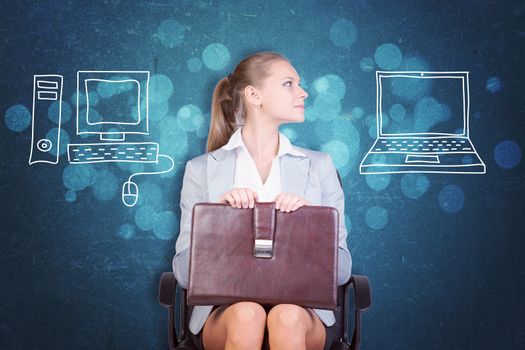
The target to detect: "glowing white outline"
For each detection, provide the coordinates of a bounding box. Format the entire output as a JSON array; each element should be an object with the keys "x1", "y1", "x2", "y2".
[
  {"x1": 121, "y1": 154, "x2": 175, "y2": 207},
  {"x1": 29, "y1": 74, "x2": 63, "y2": 165},
  {"x1": 359, "y1": 71, "x2": 486, "y2": 175},
  {"x1": 60, "y1": 69, "x2": 175, "y2": 207},
  {"x1": 67, "y1": 141, "x2": 176, "y2": 207},
  {"x1": 36, "y1": 138, "x2": 53, "y2": 152},
  {"x1": 377, "y1": 72, "x2": 468, "y2": 137},
  {"x1": 67, "y1": 142, "x2": 160, "y2": 163},
  {"x1": 37, "y1": 91, "x2": 58, "y2": 100},
  {"x1": 76, "y1": 71, "x2": 150, "y2": 140},
  {"x1": 84, "y1": 79, "x2": 141, "y2": 126},
  {"x1": 405, "y1": 154, "x2": 440, "y2": 164}
]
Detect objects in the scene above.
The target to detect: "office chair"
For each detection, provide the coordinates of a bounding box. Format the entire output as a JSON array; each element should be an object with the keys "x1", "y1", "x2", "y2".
[
  {"x1": 158, "y1": 271, "x2": 371, "y2": 349},
  {"x1": 159, "y1": 171, "x2": 371, "y2": 349}
]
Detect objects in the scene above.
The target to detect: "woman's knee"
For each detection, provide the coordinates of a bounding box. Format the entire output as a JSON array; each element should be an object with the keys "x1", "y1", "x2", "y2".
[
  {"x1": 267, "y1": 305, "x2": 326, "y2": 350},
  {"x1": 225, "y1": 302, "x2": 266, "y2": 347},
  {"x1": 267, "y1": 304, "x2": 310, "y2": 330},
  {"x1": 266, "y1": 305, "x2": 308, "y2": 349},
  {"x1": 227, "y1": 301, "x2": 267, "y2": 325}
]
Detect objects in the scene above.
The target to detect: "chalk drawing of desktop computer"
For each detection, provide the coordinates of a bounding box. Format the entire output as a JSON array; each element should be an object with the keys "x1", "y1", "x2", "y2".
[
  {"x1": 29, "y1": 75, "x2": 64, "y2": 165},
  {"x1": 68, "y1": 71, "x2": 174, "y2": 207},
  {"x1": 360, "y1": 71, "x2": 486, "y2": 174}
]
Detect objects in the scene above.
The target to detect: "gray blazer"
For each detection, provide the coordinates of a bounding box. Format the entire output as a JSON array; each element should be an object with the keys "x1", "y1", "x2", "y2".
[{"x1": 173, "y1": 144, "x2": 352, "y2": 335}]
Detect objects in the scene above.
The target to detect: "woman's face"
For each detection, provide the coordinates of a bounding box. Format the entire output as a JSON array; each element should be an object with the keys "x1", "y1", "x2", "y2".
[{"x1": 256, "y1": 60, "x2": 308, "y2": 124}]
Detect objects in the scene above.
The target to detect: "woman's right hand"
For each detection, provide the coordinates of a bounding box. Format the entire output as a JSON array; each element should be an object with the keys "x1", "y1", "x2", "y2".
[{"x1": 218, "y1": 188, "x2": 258, "y2": 209}]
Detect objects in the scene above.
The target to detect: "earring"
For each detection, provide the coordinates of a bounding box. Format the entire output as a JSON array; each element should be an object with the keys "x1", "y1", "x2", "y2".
[{"x1": 256, "y1": 103, "x2": 261, "y2": 110}]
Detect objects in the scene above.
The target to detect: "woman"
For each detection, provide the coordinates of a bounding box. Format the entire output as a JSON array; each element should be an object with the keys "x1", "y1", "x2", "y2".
[{"x1": 173, "y1": 51, "x2": 352, "y2": 350}]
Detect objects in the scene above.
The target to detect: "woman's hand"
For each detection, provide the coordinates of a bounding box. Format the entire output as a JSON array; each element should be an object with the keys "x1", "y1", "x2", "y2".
[
  {"x1": 218, "y1": 188, "x2": 258, "y2": 209},
  {"x1": 274, "y1": 192, "x2": 310, "y2": 212}
]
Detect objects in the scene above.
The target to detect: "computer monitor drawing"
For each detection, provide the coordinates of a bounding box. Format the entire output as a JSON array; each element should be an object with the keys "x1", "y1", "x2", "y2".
[
  {"x1": 69, "y1": 70, "x2": 174, "y2": 207},
  {"x1": 76, "y1": 71, "x2": 150, "y2": 141}
]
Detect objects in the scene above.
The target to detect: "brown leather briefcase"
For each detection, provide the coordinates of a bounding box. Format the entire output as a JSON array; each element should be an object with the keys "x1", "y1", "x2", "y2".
[{"x1": 187, "y1": 202, "x2": 338, "y2": 309}]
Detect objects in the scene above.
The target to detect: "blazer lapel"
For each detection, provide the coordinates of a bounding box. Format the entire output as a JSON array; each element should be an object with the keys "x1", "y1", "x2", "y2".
[
  {"x1": 207, "y1": 148, "x2": 236, "y2": 202},
  {"x1": 280, "y1": 154, "x2": 310, "y2": 198}
]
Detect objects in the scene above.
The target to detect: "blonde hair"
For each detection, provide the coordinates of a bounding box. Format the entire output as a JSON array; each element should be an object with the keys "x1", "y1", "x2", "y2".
[{"x1": 206, "y1": 51, "x2": 289, "y2": 152}]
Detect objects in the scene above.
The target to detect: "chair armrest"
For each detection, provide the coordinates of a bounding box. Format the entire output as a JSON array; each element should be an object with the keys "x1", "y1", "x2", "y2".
[
  {"x1": 158, "y1": 272, "x2": 179, "y2": 349},
  {"x1": 348, "y1": 275, "x2": 371, "y2": 312},
  {"x1": 159, "y1": 272, "x2": 177, "y2": 307},
  {"x1": 343, "y1": 274, "x2": 372, "y2": 350}
]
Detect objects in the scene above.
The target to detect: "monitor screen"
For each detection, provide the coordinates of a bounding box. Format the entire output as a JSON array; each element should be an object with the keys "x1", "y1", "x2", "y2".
[
  {"x1": 379, "y1": 73, "x2": 467, "y2": 137},
  {"x1": 77, "y1": 71, "x2": 149, "y2": 140}
]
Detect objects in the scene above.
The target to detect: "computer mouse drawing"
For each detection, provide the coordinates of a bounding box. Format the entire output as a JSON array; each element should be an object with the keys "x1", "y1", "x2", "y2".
[{"x1": 122, "y1": 181, "x2": 139, "y2": 207}]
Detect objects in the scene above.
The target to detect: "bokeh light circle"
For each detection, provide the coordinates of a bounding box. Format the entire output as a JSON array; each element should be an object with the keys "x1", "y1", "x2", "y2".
[
  {"x1": 65, "y1": 190, "x2": 77, "y2": 202},
  {"x1": 91, "y1": 170, "x2": 119, "y2": 201},
  {"x1": 359, "y1": 57, "x2": 375, "y2": 72},
  {"x1": 313, "y1": 94, "x2": 342, "y2": 121},
  {"x1": 313, "y1": 74, "x2": 346, "y2": 100},
  {"x1": 48, "y1": 101, "x2": 72, "y2": 124},
  {"x1": 366, "y1": 174, "x2": 392, "y2": 192},
  {"x1": 153, "y1": 211, "x2": 178, "y2": 240},
  {"x1": 157, "y1": 19, "x2": 186, "y2": 48},
  {"x1": 351, "y1": 107, "x2": 365, "y2": 119},
  {"x1": 494, "y1": 140, "x2": 521, "y2": 169},
  {"x1": 159, "y1": 115, "x2": 189, "y2": 158},
  {"x1": 438, "y1": 184, "x2": 465, "y2": 214},
  {"x1": 400, "y1": 173, "x2": 430, "y2": 199},
  {"x1": 4, "y1": 104, "x2": 31, "y2": 132},
  {"x1": 177, "y1": 104, "x2": 204, "y2": 132},
  {"x1": 389, "y1": 103, "x2": 406, "y2": 122},
  {"x1": 365, "y1": 206, "x2": 389, "y2": 230},
  {"x1": 137, "y1": 181, "x2": 163, "y2": 209},
  {"x1": 63, "y1": 164, "x2": 94, "y2": 191},
  {"x1": 117, "y1": 224, "x2": 135, "y2": 239},
  {"x1": 135, "y1": 205, "x2": 157, "y2": 231},
  {"x1": 187, "y1": 57, "x2": 203, "y2": 72},
  {"x1": 374, "y1": 43, "x2": 403, "y2": 70},
  {"x1": 486, "y1": 77, "x2": 503, "y2": 93},
  {"x1": 329, "y1": 19, "x2": 357, "y2": 48},
  {"x1": 202, "y1": 43, "x2": 230, "y2": 71},
  {"x1": 149, "y1": 74, "x2": 174, "y2": 103}
]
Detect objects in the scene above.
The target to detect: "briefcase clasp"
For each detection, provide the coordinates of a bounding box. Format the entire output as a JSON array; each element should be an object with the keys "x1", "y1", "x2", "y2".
[{"x1": 254, "y1": 239, "x2": 273, "y2": 258}]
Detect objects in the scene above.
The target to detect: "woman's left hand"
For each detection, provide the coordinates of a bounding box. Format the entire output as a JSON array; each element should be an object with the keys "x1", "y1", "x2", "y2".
[{"x1": 273, "y1": 192, "x2": 310, "y2": 212}]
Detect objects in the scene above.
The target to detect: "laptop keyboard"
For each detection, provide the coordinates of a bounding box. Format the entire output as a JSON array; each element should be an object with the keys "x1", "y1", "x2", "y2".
[{"x1": 372, "y1": 138, "x2": 474, "y2": 153}]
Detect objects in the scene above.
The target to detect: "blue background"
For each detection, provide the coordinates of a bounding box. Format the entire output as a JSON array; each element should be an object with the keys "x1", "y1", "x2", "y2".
[{"x1": 1, "y1": 1, "x2": 524, "y2": 349}]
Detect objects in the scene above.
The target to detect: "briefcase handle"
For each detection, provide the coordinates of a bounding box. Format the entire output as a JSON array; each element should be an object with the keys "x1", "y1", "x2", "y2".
[{"x1": 253, "y1": 202, "x2": 276, "y2": 259}]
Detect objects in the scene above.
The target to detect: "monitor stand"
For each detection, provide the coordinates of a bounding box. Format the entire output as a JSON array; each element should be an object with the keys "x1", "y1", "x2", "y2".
[{"x1": 100, "y1": 133, "x2": 125, "y2": 141}]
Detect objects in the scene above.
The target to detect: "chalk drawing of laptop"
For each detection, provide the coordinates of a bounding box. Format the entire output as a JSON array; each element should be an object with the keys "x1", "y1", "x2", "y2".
[{"x1": 360, "y1": 71, "x2": 486, "y2": 174}]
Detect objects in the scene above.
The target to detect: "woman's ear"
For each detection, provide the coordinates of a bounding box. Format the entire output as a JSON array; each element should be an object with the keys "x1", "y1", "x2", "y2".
[{"x1": 244, "y1": 85, "x2": 262, "y2": 108}]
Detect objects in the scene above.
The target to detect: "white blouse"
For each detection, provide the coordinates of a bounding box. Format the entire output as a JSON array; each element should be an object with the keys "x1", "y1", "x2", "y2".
[{"x1": 220, "y1": 126, "x2": 305, "y2": 202}]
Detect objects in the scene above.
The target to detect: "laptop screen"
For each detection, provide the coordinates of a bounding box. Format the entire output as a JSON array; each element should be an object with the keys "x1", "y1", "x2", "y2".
[{"x1": 378, "y1": 72, "x2": 468, "y2": 137}]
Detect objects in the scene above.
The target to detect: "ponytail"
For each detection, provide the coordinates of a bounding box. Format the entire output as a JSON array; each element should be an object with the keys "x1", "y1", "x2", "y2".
[
  {"x1": 206, "y1": 51, "x2": 289, "y2": 153},
  {"x1": 206, "y1": 77, "x2": 241, "y2": 152}
]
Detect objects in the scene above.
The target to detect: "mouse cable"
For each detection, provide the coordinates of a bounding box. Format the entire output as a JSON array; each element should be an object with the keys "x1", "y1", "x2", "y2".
[{"x1": 126, "y1": 154, "x2": 175, "y2": 184}]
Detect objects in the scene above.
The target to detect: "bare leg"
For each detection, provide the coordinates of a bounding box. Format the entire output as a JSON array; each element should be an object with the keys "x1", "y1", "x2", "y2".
[
  {"x1": 267, "y1": 304, "x2": 326, "y2": 350},
  {"x1": 202, "y1": 301, "x2": 267, "y2": 350}
]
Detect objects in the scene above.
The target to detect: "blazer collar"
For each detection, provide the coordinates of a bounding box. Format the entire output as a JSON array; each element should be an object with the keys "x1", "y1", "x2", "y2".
[
  {"x1": 207, "y1": 146, "x2": 310, "y2": 203},
  {"x1": 222, "y1": 126, "x2": 306, "y2": 158}
]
